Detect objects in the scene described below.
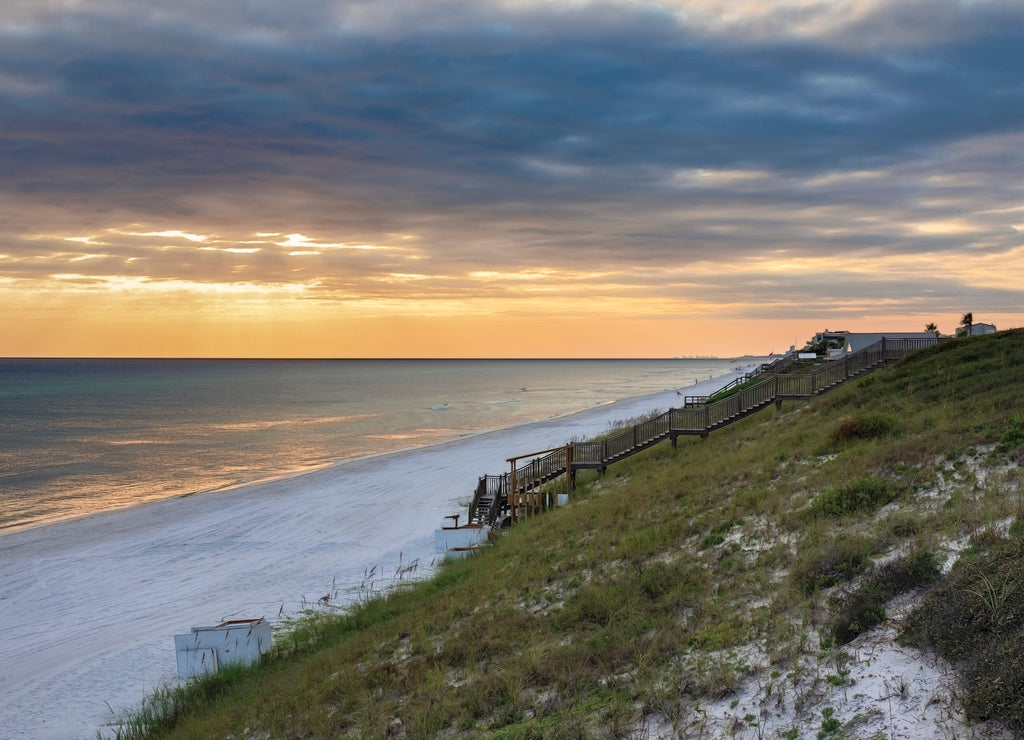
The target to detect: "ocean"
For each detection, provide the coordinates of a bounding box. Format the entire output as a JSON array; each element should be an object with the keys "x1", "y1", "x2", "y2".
[{"x1": 0, "y1": 358, "x2": 733, "y2": 532}]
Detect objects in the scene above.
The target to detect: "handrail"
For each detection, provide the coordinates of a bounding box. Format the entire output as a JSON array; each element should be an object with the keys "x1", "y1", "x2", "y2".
[
  {"x1": 464, "y1": 337, "x2": 938, "y2": 525},
  {"x1": 684, "y1": 351, "x2": 798, "y2": 408}
]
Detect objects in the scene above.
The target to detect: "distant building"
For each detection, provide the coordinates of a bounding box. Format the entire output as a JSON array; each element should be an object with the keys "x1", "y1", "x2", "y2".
[
  {"x1": 811, "y1": 330, "x2": 850, "y2": 346},
  {"x1": 806, "y1": 330, "x2": 850, "y2": 359},
  {"x1": 956, "y1": 322, "x2": 997, "y2": 337}
]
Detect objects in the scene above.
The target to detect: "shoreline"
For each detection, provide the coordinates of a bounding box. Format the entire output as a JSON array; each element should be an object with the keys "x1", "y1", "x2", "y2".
[
  {"x1": 0, "y1": 365, "x2": 753, "y2": 740},
  {"x1": 0, "y1": 364, "x2": 747, "y2": 540}
]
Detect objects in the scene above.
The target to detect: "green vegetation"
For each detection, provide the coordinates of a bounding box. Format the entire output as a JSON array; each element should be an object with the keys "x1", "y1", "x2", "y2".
[
  {"x1": 829, "y1": 412, "x2": 900, "y2": 446},
  {"x1": 829, "y1": 549, "x2": 942, "y2": 645},
  {"x1": 705, "y1": 376, "x2": 762, "y2": 403},
  {"x1": 993, "y1": 417, "x2": 1024, "y2": 458},
  {"x1": 805, "y1": 476, "x2": 905, "y2": 518},
  {"x1": 902, "y1": 534, "x2": 1024, "y2": 733},
  {"x1": 112, "y1": 330, "x2": 1024, "y2": 738}
]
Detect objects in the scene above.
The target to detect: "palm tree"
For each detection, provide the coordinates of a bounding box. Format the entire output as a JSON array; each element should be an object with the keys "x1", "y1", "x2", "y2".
[
  {"x1": 959, "y1": 312, "x2": 974, "y2": 337},
  {"x1": 925, "y1": 322, "x2": 938, "y2": 336}
]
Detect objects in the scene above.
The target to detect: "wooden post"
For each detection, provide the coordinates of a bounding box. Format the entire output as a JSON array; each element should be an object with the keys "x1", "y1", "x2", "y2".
[
  {"x1": 506, "y1": 444, "x2": 574, "y2": 522},
  {"x1": 565, "y1": 444, "x2": 573, "y2": 494},
  {"x1": 509, "y1": 459, "x2": 517, "y2": 523}
]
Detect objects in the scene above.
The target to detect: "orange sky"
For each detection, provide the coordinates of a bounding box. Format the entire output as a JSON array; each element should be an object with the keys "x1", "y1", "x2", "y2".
[
  {"x1": 2, "y1": 1, "x2": 1023, "y2": 357},
  {"x1": 3, "y1": 250, "x2": 1014, "y2": 357}
]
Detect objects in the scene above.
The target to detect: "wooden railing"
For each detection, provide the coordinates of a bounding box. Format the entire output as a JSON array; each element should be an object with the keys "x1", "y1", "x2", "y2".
[
  {"x1": 684, "y1": 352, "x2": 799, "y2": 406},
  {"x1": 508, "y1": 446, "x2": 572, "y2": 520},
  {"x1": 464, "y1": 337, "x2": 938, "y2": 526}
]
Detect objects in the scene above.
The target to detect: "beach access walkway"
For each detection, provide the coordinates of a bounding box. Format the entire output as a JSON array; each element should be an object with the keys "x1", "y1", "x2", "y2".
[{"x1": 465, "y1": 337, "x2": 938, "y2": 527}]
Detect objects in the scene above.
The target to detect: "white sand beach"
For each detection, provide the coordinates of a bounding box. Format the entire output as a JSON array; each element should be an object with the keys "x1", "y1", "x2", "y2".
[{"x1": 0, "y1": 369, "x2": 752, "y2": 740}]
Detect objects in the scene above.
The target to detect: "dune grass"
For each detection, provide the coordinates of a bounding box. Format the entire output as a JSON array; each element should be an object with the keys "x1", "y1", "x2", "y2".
[{"x1": 111, "y1": 329, "x2": 1024, "y2": 738}]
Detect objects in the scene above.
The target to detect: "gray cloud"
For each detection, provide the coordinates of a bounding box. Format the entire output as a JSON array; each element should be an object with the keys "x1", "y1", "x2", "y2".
[{"x1": 2, "y1": 0, "x2": 1023, "y2": 327}]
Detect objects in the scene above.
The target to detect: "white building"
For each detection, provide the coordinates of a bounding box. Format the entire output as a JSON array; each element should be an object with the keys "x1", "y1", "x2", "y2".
[{"x1": 958, "y1": 322, "x2": 997, "y2": 336}]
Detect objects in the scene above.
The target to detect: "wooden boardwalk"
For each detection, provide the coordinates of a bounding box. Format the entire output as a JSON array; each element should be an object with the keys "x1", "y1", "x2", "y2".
[{"x1": 466, "y1": 337, "x2": 937, "y2": 526}]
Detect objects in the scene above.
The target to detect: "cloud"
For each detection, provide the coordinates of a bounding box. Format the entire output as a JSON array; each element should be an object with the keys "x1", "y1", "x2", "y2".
[{"x1": 1, "y1": 0, "x2": 1023, "y2": 354}]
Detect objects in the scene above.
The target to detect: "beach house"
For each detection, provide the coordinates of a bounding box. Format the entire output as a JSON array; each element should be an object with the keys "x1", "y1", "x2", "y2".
[{"x1": 957, "y1": 322, "x2": 997, "y2": 337}]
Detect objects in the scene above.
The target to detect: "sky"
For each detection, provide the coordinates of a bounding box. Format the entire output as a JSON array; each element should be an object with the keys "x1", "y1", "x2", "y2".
[{"x1": 1, "y1": 0, "x2": 1022, "y2": 358}]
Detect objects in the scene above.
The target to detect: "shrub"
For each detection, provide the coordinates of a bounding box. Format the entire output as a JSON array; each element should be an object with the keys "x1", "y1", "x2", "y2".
[
  {"x1": 792, "y1": 534, "x2": 874, "y2": 594},
  {"x1": 829, "y1": 550, "x2": 941, "y2": 644},
  {"x1": 961, "y1": 635, "x2": 1024, "y2": 733},
  {"x1": 637, "y1": 561, "x2": 685, "y2": 600},
  {"x1": 901, "y1": 536, "x2": 1024, "y2": 734},
  {"x1": 710, "y1": 519, "x2": 738, "y2": 535},
  {"x1": 992, "y1": 418, "x2": 1024, "y2": 457},
  {"x1": 808, "y1": 477, "x2": 902, "y2": 518},
  {"x1": 830, "y1": 413, "x2": 899, "y2": 446}
]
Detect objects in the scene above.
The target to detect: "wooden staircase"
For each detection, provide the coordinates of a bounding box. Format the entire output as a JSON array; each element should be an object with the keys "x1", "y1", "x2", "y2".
[{"x1": 465, "y1": 337, "x2": 937, "y2": 526}]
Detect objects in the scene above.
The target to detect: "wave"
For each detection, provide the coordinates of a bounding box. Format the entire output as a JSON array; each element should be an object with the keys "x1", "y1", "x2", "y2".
[{"x1": 209, "y1": 414, "x2": 381, "y2": 431}]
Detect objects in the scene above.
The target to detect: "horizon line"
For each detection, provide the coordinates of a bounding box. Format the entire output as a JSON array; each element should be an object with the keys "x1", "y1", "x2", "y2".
[{"x1": 0, "y1": 355, "x2": 746, "y2": 362}]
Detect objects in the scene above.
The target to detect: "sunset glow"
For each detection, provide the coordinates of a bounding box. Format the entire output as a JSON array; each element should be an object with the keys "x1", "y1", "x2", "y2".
[{"x1": 2, "y1": 0, "x2": 1021, "y2": 357}]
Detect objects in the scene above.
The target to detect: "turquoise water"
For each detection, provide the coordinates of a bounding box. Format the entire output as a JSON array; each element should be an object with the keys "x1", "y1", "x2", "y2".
[{"x1": 0, "y1": 358, "x2": 732, "y2": 531}]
